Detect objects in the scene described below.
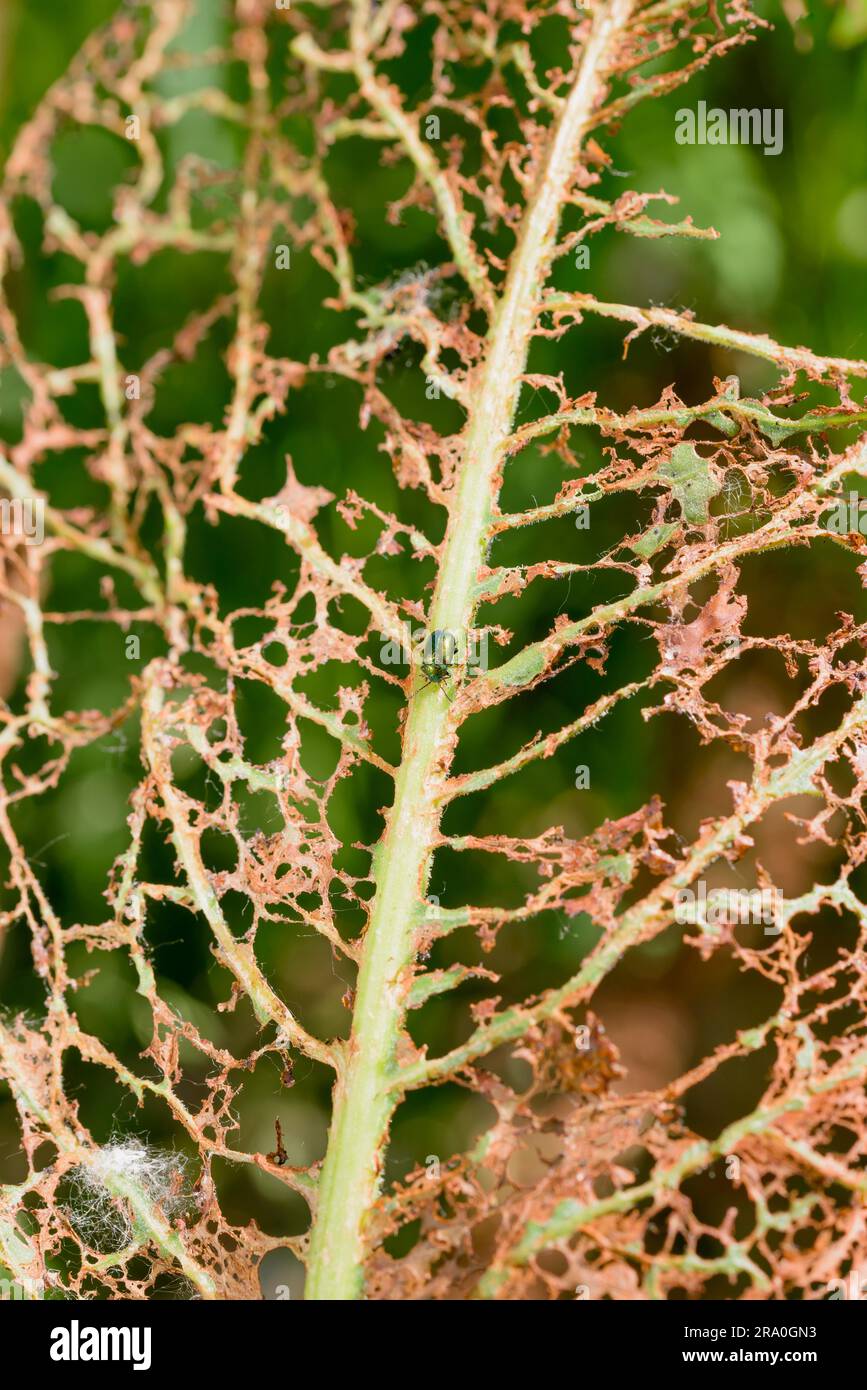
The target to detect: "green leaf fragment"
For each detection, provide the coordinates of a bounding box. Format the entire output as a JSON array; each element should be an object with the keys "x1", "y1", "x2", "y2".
[
  {"x1": 489, "y1": 643, "x2": 548, "y2": 689},
  {"x1": 757, "y1": 417, "x2": 798, "y2": 446},
  {"x1": 630, "y1": 520, "x2": 679, "y2": 558},
  {"x1": 704, "y1": 409, "x2": 738, "y2": 437},
  {"x1": 658, "y1": 442, "x2": 722, "y2": 524},
  {"x1": 627, "y1": 215, "x2": 716, "y2": 240},
  {"x1": 598, "y1": 852, "x2": 634, "y2": 884},
  {"x1": 473, "y1": 571, "x2": 508, "y2": 600},
  {"x1": 408, "y1": 964, "x2": 482, "y2": 1009}
]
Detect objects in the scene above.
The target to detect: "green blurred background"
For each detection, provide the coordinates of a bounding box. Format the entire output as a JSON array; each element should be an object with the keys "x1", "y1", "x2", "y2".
[{"x1": 1, "y1": 0, "x2": 866, "y2": 1297}]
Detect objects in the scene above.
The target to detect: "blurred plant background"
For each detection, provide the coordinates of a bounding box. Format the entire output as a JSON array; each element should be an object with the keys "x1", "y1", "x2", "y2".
[{"x1": 0, "y1": 0, "x2": 866, "y2": 1297}]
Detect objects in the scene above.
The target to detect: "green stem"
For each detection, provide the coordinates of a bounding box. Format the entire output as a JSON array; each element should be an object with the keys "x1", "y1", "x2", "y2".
[{"x1": 303, "y1": 0, "x2": 637, "y2": 1301}]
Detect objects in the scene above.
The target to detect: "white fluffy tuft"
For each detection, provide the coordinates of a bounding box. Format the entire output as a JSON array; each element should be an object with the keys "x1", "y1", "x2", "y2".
[{"x1": 68, "y1": 1139, "x2": 190, "y2": 1251}]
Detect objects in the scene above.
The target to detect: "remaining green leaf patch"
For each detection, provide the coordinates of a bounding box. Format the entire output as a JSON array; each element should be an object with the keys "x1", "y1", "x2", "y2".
[
  {"x1": 658, "y1": 442, "x2": 722, "y2": 524},
  {"x1": 630, "y1": 520, "x2": 679, "y2": 558}
]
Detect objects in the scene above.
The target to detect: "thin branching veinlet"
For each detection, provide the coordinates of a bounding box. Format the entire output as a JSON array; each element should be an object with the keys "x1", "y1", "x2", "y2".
[{"x1": 2, "y1": 0, "x2": 867, "y2": 1301}]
